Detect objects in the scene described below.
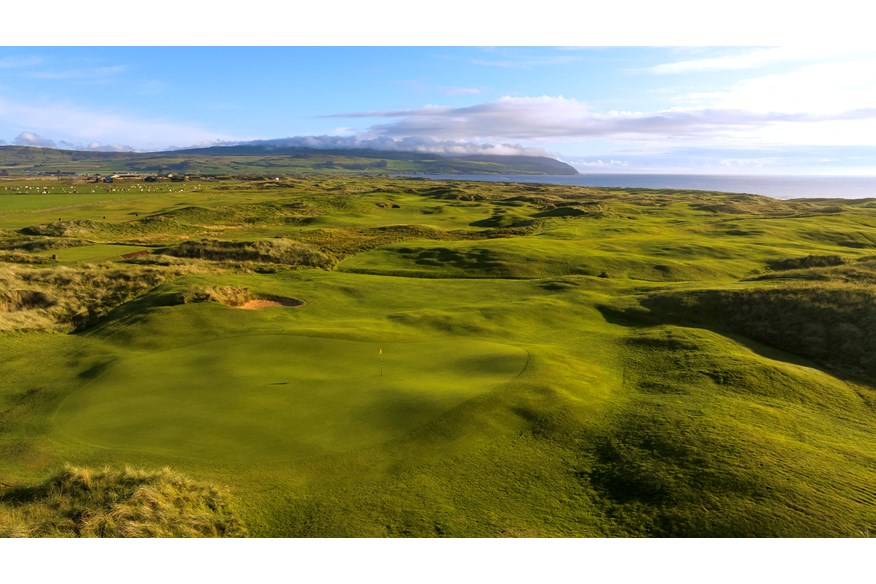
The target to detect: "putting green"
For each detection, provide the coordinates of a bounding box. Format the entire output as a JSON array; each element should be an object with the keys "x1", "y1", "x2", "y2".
[{"x1": 53, "y1": 335, "x2": 527, "y2": 461}]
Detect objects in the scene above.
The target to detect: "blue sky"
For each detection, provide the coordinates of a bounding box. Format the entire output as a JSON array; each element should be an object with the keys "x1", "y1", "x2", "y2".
[{"x1": 2, "y1": 45, "x2": 876, "y2": 175}]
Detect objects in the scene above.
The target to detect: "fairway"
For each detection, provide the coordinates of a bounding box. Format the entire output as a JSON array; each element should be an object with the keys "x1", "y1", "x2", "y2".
[{"x1": 52, "y1": 334, "x2": 527, "y2": 461}]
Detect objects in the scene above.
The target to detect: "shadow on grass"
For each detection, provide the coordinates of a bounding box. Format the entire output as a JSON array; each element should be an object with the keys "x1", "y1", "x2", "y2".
[{"x1": 596, "y1": 299, "x2": 875, "y2": 389}]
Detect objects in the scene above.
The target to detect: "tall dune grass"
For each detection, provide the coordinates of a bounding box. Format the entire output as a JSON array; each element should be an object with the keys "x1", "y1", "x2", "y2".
[
  {"x1": 0, "y1": 465, "x2": 247, "y2": 537},
  {"x1": 0, "y1": 263, "x2": 170, "y2": 331}
]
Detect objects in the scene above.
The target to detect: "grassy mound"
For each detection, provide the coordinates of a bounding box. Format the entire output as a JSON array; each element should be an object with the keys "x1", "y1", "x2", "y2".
[
  {"x1": 338, "y1": 238, "x2": 737, "y2": 281},
  {"x1": 161, "y1": 238, "x2": 332, "y2": 268},
  {"x1": 0, "y1": 465, "x2": 247, "y2": 537},
  {"x1": 588, "y1": 326, "x2": 876, "y2": 537},
  {"x1": 750, "y1": 256, "x2": 876, "y2": 284},
  {"x1": 0, "y1": 251, "x2": 53, "y2": 264},
  {"x1": 177, "y1": 285, "x2": 254, "y2": 307},
  {"x1": 766, "y1": 254, "x2": 848, "y2": 271},
  {"x1": 0, "y1": 263, "x2": 170, "y2": 331},
  {"x1": 0, "y1": 235, "x2": 91, "y2": 253},
  {"x1": 20, "y1": 220, "x2": 99, "y2": 238},
  {"x1": 639, "y1": 283, "x2": 876, "y2": 379}
]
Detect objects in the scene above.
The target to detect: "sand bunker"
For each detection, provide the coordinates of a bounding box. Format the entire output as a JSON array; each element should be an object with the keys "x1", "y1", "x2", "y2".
[{"x1": 237, "y1": 297, "x2": 305, "y2": 310}]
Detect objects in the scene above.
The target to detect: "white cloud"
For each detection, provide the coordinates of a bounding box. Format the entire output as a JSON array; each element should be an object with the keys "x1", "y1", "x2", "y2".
[
  {"x1": 14, "y1": 131, "x2": 56, "y2": 148},
  {"x1": 741, "y1": 118, "x2": 876, "y2": 148},
  {"x1": 646, "y1": 47, "x2": 858, "y2": 74},
  {"x1": 0, "y1": 97, "x2": 236, "y2": 151},
  {"x1": 718, "y1": 157, "x2": 781, "y2": 170},
  {"x1": 27, "y1": 65, "x2": 128, "y2": 80},
  {"x1": 86, "y1": 142, "x2": 136, "y2": 152},
  {"x1": 12, "y1": 131, "x2": 135, "y2": 151},
  {"x1": 571, "y1": 159, "x2": 629, "y2": 169},
  {"x1": 655, "y1": 53, "x2": 876, "y2": 149},
  {"x1": 678, "y1": 58, "x2": 876, "y2": 115},
  {"x1": 201, "y1": 101, "x2": 244, "y2": 111},
  {"x1": 0, "y1": 55, "x2": 43, "y2": 69},
  {"x1": 472, "y1": 54, "x2": 586, "y2": 69},
  {"x1": 138, "y1": 80, "x2": 168, "y2": 94},
  {"x1": 329, "y1": 95, "x2": 876, "y2": 147}
]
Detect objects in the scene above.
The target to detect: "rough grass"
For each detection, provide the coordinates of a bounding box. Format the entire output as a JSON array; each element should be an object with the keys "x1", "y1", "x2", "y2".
[
  {"x1": 0, "y1": 263, "x2": 172, "y2": 331},
  {"x1": 0, "y1": 235, "x2": 91, "y2": 253},
  {"x1": 177, "y1": 285, "x2": 254, "y2": 307},
  {"x1": 0, "y1": 288, "x2": 56, "y2": 312},
  {"x1": 0, "y1": 251, "x2": 53, "y2": 264},
  {"x1": 0, "y1": 465, "x2": 247, "y2": 537},
  {"x1": 766, "y1": 254, "x2": 848, "y2": 271},
  {"x1": 161, "y1": 238, "x2": 333, "y2": 268},
  {"x1": 750, "y1": 256, "x2": 876, "y2": 284}
]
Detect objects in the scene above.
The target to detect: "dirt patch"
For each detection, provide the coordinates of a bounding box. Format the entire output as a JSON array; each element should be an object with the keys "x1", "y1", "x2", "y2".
[{"x1": 237, "y1": 297, "x2": 304, "y2": 310}]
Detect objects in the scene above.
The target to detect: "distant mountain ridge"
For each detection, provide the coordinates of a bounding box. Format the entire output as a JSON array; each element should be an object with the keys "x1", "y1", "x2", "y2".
[{"x1": 0, "y1": 144, "x2": 579, "y2": 176}]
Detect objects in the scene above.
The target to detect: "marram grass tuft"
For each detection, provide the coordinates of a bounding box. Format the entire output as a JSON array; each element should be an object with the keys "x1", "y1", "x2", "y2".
[{"x1": 0, "y1": 465, "x2": 247, "y2": 538}]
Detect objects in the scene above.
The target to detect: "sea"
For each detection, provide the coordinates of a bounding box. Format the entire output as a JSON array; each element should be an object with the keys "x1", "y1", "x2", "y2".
[{"x1": 405, "y1": 174, "x2": 876, "y2": 200}]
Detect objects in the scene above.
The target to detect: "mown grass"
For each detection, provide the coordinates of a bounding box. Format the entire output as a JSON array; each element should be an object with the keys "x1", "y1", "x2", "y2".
[
  {"x1": 0, "y1": 177, "x2": 874, "y2": 537},
  {"x1": 53, "y1": 333, "x2": 527, "y2": 461}
]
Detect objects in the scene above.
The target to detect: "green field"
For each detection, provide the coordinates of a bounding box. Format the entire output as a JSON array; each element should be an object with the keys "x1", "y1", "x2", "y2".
[{"x1": 1, "y1": 176, "x2": 875, "y2": 537}]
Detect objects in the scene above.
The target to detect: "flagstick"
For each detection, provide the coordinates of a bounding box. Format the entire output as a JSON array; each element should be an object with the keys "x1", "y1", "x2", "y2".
[{"x1": 379, "y1": 347, "x2": 383, "y2": 377}]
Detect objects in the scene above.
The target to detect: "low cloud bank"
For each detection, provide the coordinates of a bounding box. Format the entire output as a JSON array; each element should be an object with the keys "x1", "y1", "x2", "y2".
[
  {"x1": 12, "y1": 131, "x2": 134, "y2": 152},
  {"x1": 13, "y1": 131, "x2": 56, "y2": 148},
  {"x1": 4, "y1": 131, "x2": 553, "y2": 158},
  {"x1": 231, "y1": 135, "x2": 551, "y2": 157}
]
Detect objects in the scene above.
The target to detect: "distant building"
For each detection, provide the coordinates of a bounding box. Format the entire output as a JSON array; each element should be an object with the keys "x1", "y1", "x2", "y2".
[{"x1": 103, "y1": 173, "x2": 145, "y2": 183}]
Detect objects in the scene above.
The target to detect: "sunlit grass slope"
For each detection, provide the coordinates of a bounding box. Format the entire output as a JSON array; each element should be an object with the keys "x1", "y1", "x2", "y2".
[{"x1": 590, "y1": 325, "x2": 876, "y2": 537}]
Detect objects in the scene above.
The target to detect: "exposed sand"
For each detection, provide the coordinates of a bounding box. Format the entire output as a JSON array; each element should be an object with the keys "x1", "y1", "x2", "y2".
[{"x1": 237, "y1": 298, "x2": 304, "y2": 310}]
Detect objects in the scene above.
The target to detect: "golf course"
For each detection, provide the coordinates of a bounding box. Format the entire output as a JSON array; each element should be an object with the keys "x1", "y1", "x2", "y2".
[{"x1": 1, "y1": 175, "x2": 874, "y2": 537}]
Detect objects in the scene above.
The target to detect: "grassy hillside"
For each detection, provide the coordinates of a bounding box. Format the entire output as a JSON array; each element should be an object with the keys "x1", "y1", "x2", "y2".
[
  {"x1": 0, "y1": 176, "x2": 874, "y2": 537},
  {"x1": 0, "y1": 144, "x2": 579, "y2": 177}
]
